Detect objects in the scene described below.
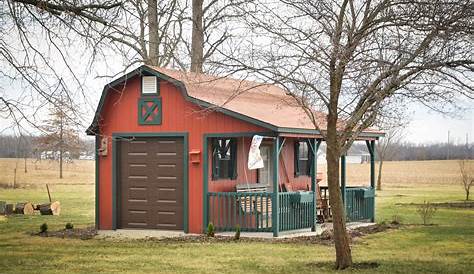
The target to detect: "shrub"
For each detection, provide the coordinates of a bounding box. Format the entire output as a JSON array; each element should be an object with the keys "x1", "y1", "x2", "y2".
[
  {"x1": 65, "y1": 223, "x2": 74, "y2": 230},
  {"x1": 417, "y1": 201, "x2": 437, "y2": 225},
  {"x1": 391, "y1": 215, "x2": 402, "y2": 225},
  {"x1": 40, "y1": 223, "x2": 48, "y2": 233},
  {"x1": 234, "y1": 225, "x2": 241, "y2": 240},
  {"x1": 207, "y1": 223, "x2": 215, "y2": 237}
]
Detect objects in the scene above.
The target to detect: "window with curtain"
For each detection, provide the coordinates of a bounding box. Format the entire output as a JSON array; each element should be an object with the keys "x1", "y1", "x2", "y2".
[
  {"x1": 211, "y1": 138, "x2": 237, "y2": 180},
  {"x1": 294, "y1": 140, "x2": 312, "y2": 176}
]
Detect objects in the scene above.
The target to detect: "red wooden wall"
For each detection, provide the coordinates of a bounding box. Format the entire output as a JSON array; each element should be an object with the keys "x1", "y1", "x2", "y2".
[{"x1": 98, "y1": 77, "x2": 264, "y2": 233}]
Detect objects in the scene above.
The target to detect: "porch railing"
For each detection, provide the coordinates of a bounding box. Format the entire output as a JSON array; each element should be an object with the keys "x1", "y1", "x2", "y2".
[
  {"x1": 207, "y1": 192, "x2": 273, "y2": 232},
  {"x1": 345, "y1": 187, "x2": 374, "y2": 222},
  {"x1": 207, "y1": 187, "x2": 374, "y2": 233},
  {"x1": 278, "y1": 192, "x2": 315, "y2": 231},
  {"x1": 207, "y1": 191, "x2": 315, "y2": 232}
]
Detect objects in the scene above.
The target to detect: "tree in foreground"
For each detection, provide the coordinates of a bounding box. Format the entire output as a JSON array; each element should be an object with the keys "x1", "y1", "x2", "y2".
[{"x1": 232, "y1": 0, "x2": 473, "y2": 269}]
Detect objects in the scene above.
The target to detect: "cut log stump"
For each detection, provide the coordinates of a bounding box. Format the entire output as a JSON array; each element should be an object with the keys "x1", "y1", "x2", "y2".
[
  {"x1": 5, "y1": 204, "x2": 14, "y2": 215},
  {"x1": 0, "y1": 201, "x2": 5, "y2": 215},
  {"x1": 39, "y1": 201, "x2": 61, "y2": 216},
  {"x1": 14, "y1": 202, "x2": 35, "y2": 215}
]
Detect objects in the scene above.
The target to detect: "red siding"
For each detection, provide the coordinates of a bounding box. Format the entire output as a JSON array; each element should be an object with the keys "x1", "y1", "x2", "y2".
[{"x1": 98, "y1": 77, "x2": 264, "y2": 233}]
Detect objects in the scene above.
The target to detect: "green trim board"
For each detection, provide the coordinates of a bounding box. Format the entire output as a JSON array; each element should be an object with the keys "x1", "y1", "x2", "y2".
[
  {"x1": 138, "y1": 96, "x2": 162, "y2": 125},
  {"x1": 365, "y1": 140, "x2": 376, "y2": 188},
  {"x1": 86, "y1": 65, "x2": 384, "y2": 140},
  {"x1": 95, "y1": 135, "x2": 100, "y2": 229},
  {"x1": 272, "y1": 136, "x2": 280, "y2": 237},
  {"x1": 112, "y1": 137, "x2": 117, "y2": 229},
  {"x1": 310, "y1": 139, "x2": 322, "y2": 230},
  {"x1": 111, "y1": 132, "x2": 189, "y2": 232},
  {"x1": 202, "y1": 135, "x2": 209, "y2": 231},
  {"x1": 341, "y1": 154, "x2": 347, "y2": 205}
]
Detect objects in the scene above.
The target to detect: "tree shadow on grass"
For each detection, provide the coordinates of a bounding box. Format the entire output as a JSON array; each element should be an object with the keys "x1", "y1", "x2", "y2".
[{"x1": 307, "y1": 261, "x2": 379, "y2": 271}]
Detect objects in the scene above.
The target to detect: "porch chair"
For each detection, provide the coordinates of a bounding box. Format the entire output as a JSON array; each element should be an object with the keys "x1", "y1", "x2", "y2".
[
  {"x1": 235, "y1": 184, "x2": 272, "y2": 229},
  {"x1": 316, "y1": 185, "x2": 331, "y2": 222}
]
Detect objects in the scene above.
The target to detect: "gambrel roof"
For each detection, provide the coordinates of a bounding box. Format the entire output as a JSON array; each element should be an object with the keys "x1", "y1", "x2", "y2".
[{"x1": 87, "y1": 65, "x2": 383, "y2": 139}]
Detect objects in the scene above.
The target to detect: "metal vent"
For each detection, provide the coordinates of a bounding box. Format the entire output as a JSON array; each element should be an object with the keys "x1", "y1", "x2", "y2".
[{"x1": 142, "y1": 76, "x2": 157, "y2": 94}]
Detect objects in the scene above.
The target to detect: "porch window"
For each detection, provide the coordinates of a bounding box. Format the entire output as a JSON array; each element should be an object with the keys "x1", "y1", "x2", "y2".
[
  {"x1": 294, "y1": 140, "x2": 312, "y2": 176},
  {"x1": 211, "y1": 138, "x2": 237, "y2": 180}
]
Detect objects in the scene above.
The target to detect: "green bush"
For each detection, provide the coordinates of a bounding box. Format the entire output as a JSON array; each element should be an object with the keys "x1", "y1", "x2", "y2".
[
  {"x1": 207, "y1": 223, "x2": 215, "y2": 237},
  {"x1": 234, "y1": 225, "x2": 241, "y2": 240},
  {"x1": 40, "y1": 223, "x2": 48, "y2": 233},
  {"x1": 65, "y1": 223, "x2": 74, "y2": 230}
]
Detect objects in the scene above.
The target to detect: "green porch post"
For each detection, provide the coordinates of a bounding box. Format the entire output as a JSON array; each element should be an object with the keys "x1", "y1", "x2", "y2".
[
  {"x1": 341, "y1": 154, "x2": 347, "y2": 205},
  {"x1": 366, "y1": 140, "x2": 376, "y2": 222},
  {"x1": 370, "y1": 140, "x2": 375, "y2": 189},
  {"x1": 311, "y1": 139, "x2": 322, "y2": 231},
  {"x1": 370, "y1": 140, "x2": 376, "y2": 222},
  {"x1": 272, "y1": 136, "x2": 280, "y2": 237}
]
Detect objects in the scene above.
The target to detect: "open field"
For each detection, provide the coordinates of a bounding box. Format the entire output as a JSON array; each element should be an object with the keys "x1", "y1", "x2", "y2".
[
  {"x1": 0, "y1": 158, "x2": 94, "y2": 188},
  {"x1": 0, "y1": 159, "x2": 473, "y2": 273}
]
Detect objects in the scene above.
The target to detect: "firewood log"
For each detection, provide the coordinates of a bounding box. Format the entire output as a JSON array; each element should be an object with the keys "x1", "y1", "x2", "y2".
[
  {"x1": 5, "y1": 204, "x2": 14, "y2": 215},
  {"x1": 0, "y1": 201, "x2": 5, "y2": 215},
  {"x1": 14, "y1": 202, "x2": 34, "y2": 215},
  {"x1": 39, "y1": 201, "x2": 61, "y2": 216}
]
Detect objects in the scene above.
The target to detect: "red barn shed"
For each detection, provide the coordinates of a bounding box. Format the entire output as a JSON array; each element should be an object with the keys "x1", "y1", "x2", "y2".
[{"x1": 87, "y1": 65, "x2": 383, "y2": 236}]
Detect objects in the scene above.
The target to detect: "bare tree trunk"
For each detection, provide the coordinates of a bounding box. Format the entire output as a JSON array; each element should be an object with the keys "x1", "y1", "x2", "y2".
[
  {"x1": 59, "y1": 112, "x2": 64, "y2": 179},
  {"x1": 24, "y1": 157, "x2": 27, "y2": 173},
  {"x1": 148, "y1": 0, "x2": 159, "y2": 66},
  {"x1": 191, "y1": 0, "x2": 204, "y2": 73},
  {"x1": 377, "y1": 160, "x2": 383, "y2": 191},
  {"x1": 13, "y1": 167, "x2": 17, "y2": 189},
  {"x1": 326, "y1": 113, "x2": 352, "y2": 269}
]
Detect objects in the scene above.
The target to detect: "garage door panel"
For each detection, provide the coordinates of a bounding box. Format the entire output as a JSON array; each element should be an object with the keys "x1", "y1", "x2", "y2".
[
  {"x1": 119, "y1": 137, "x2": 184, "y2": 230},
  {"x1": 127, "y1": 187, "x2": 148, "y2": 201},
  {"x1": 126, "y1": 164, "x2": 149, "y2": 174},
  {"x1": 157, "y1": 188, "x2": 178, "y2": 202},
  {"x1": 156, "y1": 211, "x2": 179, "y2": 229}
]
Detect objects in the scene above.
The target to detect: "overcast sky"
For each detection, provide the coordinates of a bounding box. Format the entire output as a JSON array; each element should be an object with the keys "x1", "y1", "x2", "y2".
[{"x1": 406, "y1": 103, "x2": 473, "y2": 144}]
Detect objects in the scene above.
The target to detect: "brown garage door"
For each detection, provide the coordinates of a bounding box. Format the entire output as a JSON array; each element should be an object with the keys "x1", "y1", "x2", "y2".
[{"x1": 118, "y1": 137, "x2": 184, "y2": 230}]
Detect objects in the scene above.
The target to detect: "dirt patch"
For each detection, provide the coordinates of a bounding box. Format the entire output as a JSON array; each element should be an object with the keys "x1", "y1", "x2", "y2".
[
  {"x1": 136, "y1": 223, "x2": 400, "y2": 245},
  {"x1": 396, "y1": 201, "x2": 474, "y2": 209},
  {"x1": 35, "y1": 223, "x2": 398, "y2": 244},
  {"x1": 33, "y1": 226, "x2": 97, "y2": 240}
]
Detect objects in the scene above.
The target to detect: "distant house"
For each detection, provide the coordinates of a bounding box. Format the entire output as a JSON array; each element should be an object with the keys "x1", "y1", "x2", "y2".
[
  {"x1": 346, "y1": 149, "x2": 371, "y2": 164},
  {"x1": 40, "y1": 150, "x2": 72, "y2": 161},
  {"x1": 87, "y1": 65, "x2": 382, "y2": 236},
  {"x1": 317, "y1": 146, "x2": 370, "y2": 164}
]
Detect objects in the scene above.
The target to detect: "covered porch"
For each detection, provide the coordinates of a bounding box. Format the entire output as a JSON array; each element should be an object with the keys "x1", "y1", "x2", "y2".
[{"x1": 203, "y1": 132, "x2": 377, "y2": 237}]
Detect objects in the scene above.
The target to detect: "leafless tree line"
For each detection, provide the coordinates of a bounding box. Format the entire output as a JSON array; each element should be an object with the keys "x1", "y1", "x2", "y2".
[{"x1": 0, "y1": 134, "x2": 94, "y2": 159}]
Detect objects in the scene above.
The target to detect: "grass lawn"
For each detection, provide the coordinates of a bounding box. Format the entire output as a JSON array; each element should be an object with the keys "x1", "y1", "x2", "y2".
[{"x1": 0, "y1": 159, "x2": 473, "y2": 273}]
